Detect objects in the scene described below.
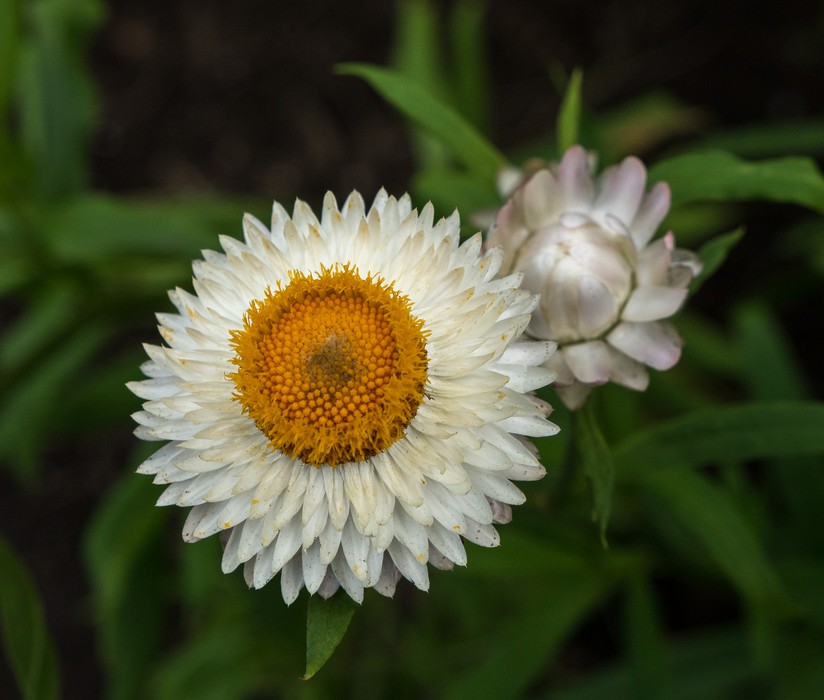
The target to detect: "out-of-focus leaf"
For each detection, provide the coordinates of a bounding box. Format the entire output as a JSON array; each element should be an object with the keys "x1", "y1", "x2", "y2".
[
  {"x1": 0, "y1": 0, "x2": 20, "y2": 127},
  {"x1": 614, "y1": 402, "x2": 824, "y2": 476},
  {"x1": 17, "y1": 0, "x2": 104, "y2": 197},
  {"x1": 557, "y1": 68, "x2": 583, "y2": 154},
  {"x1": 598, "y1": 92, "x2": 711, "y2": 160},
  {"x1": 390, "y1": 0, "x2": 450, "y2": 170},
  {"x1": 304, "y1": 593, "x2": 358, "y2": 680},
  {"x1": 450, "y1": 0, "x2": 489, "y2": 133},
  {"x1": 39, "y1": 193, "x2": 262, "y2": 264},
  {"x1": 734, "y1": 304, "x2": 824, "y2": 552},
  {"x1": 733, "y1": 303, "x2": 808, "y2": 401},
  {"x1": 0, "y1": 322, "x2": 106, "y2": 481},
  {"x1": 691, "y1": 227, "x2": 745, "y2": 293},
  {"x1": 0, "y1": 279, "x2": 81, "y2": 375},
  {"x1": 631, "y1": 467, "x2": 784, "y2": 605},
  {"x1": 544, "y1": 628, "x2": 757, "y2": 700},
  {"x1": 412, "y1": 167, "x2": 497, "y2": 223},
  {"x1": 676, "y1": 313, "x2": 739, "y2": 377},
  {"x1": 576, "y1": 402, "x2": 614, "y2": 544},
  {"x1": 153, "y1": 623, "x2": 268, "y2": 700},
  {"x1": 338, "y1": 63, "x2": 507, "y2": 183},
  {"x1": 625, "y1": 574, "x2": 667, "y2": 700},
  {"x1": 649, "y1": 151, "x2": 824, "y2": 214},
  {"x1": 0, "y1": 534, "x2": 60, "y2": 700},
  {"x1": 83, "y1": 471, "x2": 172, "y2": 700},
  {"x1": 444, "y1": 570, "x2": 614, "y2": 700},
  {"x1": 694, "y1": 120, "x2": 824, "y2": 158}
]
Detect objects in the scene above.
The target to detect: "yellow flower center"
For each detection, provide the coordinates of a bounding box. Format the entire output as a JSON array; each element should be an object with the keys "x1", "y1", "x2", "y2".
[{"x1": 229, "y1": 264, "x2": 429, "y2": 467}]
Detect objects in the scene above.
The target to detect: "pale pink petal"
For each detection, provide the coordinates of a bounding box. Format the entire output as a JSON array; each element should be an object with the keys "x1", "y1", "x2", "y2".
[
  {"x1": 578, "y1": 275, "x2": 618, "y2": 337},
  {"x1": 593, "y1": 157, "x2": 646, "y2": 227},
  {"x1": 607, "y1": 321, "x2": 683, "y2": 370},
  {"x1": 563, "y1": 341, "x2": 611, "y2": 385},
  {"x1": 521, "y1": 169, "x2": 564, "y2": 229},
  {"x1": 556, "y1": 383, "x2": 592, "y2": 410},
  {"x1": 622, "y1": 286, "x2": 688, "y2": 322},
  {"x1": 630, "y1": 182, "x2": 671, "y2": 248},
  {"x1": 546, "y1": 350, "x2": 574, "y2": 386},
  {"x1": 606, "y1": 346, "x2": 649, "y2": 391},
  {"x1": 556, "y1": 146, "x2": 595, "y2": 211},
  {"x1": 636, "y1": 234, "x2": 674, "y2": 286}
]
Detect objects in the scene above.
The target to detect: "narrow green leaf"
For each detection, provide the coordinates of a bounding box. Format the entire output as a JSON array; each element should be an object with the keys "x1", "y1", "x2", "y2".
[
  {"x1": 631, "y1": 467, "x2": 784, "y2": 605},
  {"x1": 450, "y1": 0, "x2": 490, "y2": 133},
  {"x1": 303, "y1": 593, "x2": 358, "y2": 679},
  {"x1": 444, "y1": 571, "x2": 613, "y2": 700},
  {"x1": 338, "y1": 63, "x2": 507, "y2": 183},
  {"x1": 694, "y1": 120, "x2": 824, "y2": 158},
  {"x1": 733, "y1": 303, "x2": 808, "y2": 401},
  {"x1": 691, "y1": 227, "x2": 745, "y2": 293},
  {"x1": 576, "y1": 402, "x2": 614, "y2": 544},
  {"x1": 545, "y1": 627, "x2": 757, "y2": 700},
  {"x1": 412, "y1": 167, "x2": 497, "y2": 223},
  {"x1": 83, "y1": 471, "x2": 173, "y2": 700},
  {"x1": 0, "y1": 0, "x2": 20, "y2": 126},
  {"x1": 649, "y1": 150, "x2": 824, "y2": 214},
  {"x1": 390, "y1": 0, "x2": 450, "y2": 170},
  {"x1": 614, "y1": 401, "x2": 824, "y2": 476},
  {"x1": 0, "y1": 534, "x2": 60, "y2": 700},
  {"x1": 557, "y1": 68, "x2": 583, "y2": 153},
  {"x1": 625, "y1": 574, "x2": 668, "y2": 700}
]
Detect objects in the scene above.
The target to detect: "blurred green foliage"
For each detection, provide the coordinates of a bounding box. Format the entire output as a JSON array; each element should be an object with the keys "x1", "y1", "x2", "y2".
[{"x1": 2, "y1": 0, "x2": 824, "y2": 698}]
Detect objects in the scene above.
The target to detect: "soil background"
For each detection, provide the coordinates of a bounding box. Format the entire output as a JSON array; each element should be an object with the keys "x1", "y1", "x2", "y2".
[{"x1": 2, "y1": 0, "x2": 823, "y2": 697}]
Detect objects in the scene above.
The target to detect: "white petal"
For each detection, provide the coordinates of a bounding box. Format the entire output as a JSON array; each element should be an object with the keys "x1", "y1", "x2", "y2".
[
  {"x1": 563, "y1": 341, "x2": 611, "y2": 385},
  {"x1": 622, "y1": 286, "x2": 688, "y2": 322},
  {"x1": 608, "y1": 321, "x2": 683, "y2": 370}
]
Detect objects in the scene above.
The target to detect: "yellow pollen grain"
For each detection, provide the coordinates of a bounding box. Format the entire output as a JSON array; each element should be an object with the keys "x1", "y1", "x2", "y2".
[{"x1": 229, "y1": 264, "x2": 429, "y2": 467}]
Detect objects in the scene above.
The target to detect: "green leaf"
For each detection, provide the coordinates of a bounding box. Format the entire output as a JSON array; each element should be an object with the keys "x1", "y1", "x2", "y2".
[
  {"x1": 694, "y1": 120, "x2": 824, "y2": 159},
  {"x1": 450, "y1": 0, "x2": 490, "y2": 133},
  {"x1": 576, "y1": 402, "x2": 614, "y2": 544},
  {"x1": 614, "y1": 401, "x2": 824, "y2": 476},
  {"x1": 303, "y1": 593, "x2": 358, "y2": 680},
  {"x1": 545, "y1": 627, "x2": 757, "y2": 700},
  {"x1": 649, "y1": 150, "x2": 824, "y2": 214},
  {"x1": 83, "y1": 471, "x2": 173, "y2": 700},
  {"x1": 17, "y1": 0, "x2": 105, "y2": 197},
  {"x1": 630, "y1": 467, "x2": 784, "y2": 605},
  {"x1": 625, "y1": 574, "x2": 668, "y2": 700},
  {"x1": 0, "y1": 533, "x2": 60, "y2": 700},
  {"x1": 444, "y1": 570, "x2": 614, "y2": 700},
  {"x1": 0, "y1": 0, "x2": 20, "y2": 130},
  {"x1": 557, "y1": 68, "x2": 583, "y2": 153},
  {"x1": 691, "y1": 227, "x2": 745, "y2": 293},
  {"x1": 412, "y1": 167, "x2": 498, "y2": 223},
  {"x1": 338, "y1": 63, "x2": 507, "y2": 183}
]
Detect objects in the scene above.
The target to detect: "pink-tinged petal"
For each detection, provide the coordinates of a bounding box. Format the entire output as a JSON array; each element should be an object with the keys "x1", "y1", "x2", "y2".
[
  {"x1": 556, "y1": 382, "x2": 591, "y2": 410},
  {"x1": 636, "y1": 234, "x2": 674, "y2": 286},
  {"x1": 630, "y1": 182, "x2": 671, "y2": 249},
  {"x1": 607, "y1": 321, "x2": 683, "y2": 371},
  {"x1": 546, "y1": 350, "x2": 574, "y2": 386},
  {"x1": 606, "y1": 346, "x2": 649, "y2": 391},
  {"x1": 487, "y1": 201, "x2": 530, "y2": 272},
  {"x1": 593, "y1": 157, "x2": 646, "y2": 227},
  {"x1": 521, "y1": 169, "x2": 564, "y2": 229},
  {"x1": 669, "y1": 248, "x2": 704, "y2": 287},
  {"x1": 563, "y1": 341, "x2": 611, "y2": 385},
  {"x1": 578, "y1": 275, "x2": 619, "y2": 336},
  {"x1": 622, "y1": 286, "x2": 688, "y2": 322},
  {"x1": 556, "y1": 146, "x2": 595, "y2": 211}
]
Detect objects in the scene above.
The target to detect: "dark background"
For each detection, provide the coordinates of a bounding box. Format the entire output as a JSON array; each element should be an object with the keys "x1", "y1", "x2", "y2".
[{"x1": 3, "y1": 0, "x2": 823, "y2": 696}]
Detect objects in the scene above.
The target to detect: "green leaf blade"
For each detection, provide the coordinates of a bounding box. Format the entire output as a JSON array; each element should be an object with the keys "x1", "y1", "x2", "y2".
[
  {"x1": 649, "y1": 150, "x2": 824, "y2": 214},
  {"x1": 338, "y1": 63, "x2": 507, "y2": 183},
  {"x1": 303, "y1": 593, "x2": 358, "y2": 680},
  {"x1": 557, "y1": 68, "x2": 583, "y2": 153},
  {"x1": 0, "y1": 534, "x2": 60, "y2": 700}
]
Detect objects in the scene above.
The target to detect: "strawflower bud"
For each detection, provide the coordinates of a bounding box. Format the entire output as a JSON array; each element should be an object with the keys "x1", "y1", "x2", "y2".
[{"x1": 487, "y1": 146, "x2": 702, "y2": 409}]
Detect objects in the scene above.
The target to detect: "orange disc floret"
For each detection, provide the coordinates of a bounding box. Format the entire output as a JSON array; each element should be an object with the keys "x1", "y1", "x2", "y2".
[{"x1": 229, "y1": 264, "x2": 429, "y2": 466}]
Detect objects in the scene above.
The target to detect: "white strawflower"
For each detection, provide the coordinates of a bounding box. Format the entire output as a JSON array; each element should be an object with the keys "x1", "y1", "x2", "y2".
[
  {"x1": 129, "y1": 190, "x2": 559, "y2": 604},
  {"x1": 487, "y1": 146, "x2": 702, "y2": 410}
]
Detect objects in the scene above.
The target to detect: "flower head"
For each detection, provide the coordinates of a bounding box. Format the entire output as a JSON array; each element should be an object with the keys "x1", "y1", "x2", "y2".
[
  {"x1": 487, "y1": 146, "x2": 702, "y2": 409},
  {"x1": 129, "y1": 190, "x2": 558, "y2": 604}
]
